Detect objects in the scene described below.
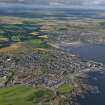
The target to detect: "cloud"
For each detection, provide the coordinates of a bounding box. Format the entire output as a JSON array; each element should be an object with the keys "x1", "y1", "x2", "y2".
[{"x1": 0, "y1": 0, "x2": 105, "y2": 8}]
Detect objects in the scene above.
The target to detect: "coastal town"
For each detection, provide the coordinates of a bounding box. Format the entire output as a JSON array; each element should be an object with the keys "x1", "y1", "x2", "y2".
[{"x1": 0, "y1": 15, "x2": 105, "y2": 105}]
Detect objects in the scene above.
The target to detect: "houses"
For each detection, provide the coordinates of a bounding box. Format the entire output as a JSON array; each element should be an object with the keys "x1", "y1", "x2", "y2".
[{"x1": 0, "y1": 49, "x2": 104, "y2": 88}]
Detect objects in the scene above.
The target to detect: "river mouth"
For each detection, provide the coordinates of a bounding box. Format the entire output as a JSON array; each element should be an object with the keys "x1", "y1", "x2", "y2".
[{"x1": 63, "y1": 43, "x2": 105, "y2": 64}]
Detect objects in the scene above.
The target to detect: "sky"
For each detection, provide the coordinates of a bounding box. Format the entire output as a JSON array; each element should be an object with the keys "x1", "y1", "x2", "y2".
[{"x1": 0, "y1": 0, "x2": 105, "y2": 9}]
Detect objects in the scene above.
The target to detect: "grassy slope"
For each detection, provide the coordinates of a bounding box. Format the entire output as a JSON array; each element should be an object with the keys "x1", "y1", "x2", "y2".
[
  {"x1": 25, "y1": 39, "x2": 50, "y2": 48},
  {"x1": 57, "y1": 84, "x2": 74, "y2": 95},
  {"x1": 0, "y1": 85, "x2": 54, "y2": 105}
]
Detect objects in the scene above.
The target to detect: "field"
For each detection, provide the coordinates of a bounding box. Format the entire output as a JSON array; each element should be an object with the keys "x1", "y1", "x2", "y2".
[
  {"x1": 0, "y1": 85, "x2": 54, "y2": 105},
  {"x1": 0, "y1": 17, "x2": 51, "y2": 52},
  {"x1": 57, "y1": 84, "x2": 74, "y2": 95}
]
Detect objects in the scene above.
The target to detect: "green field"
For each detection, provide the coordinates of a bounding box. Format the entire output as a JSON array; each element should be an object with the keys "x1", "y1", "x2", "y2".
[
  {"x1": 0, "y1": 85, "x2": 54, "y2": 105},
  {"x1": 25, "y1": 39, "x2": 50, "y2": 48},
  {"x1": 57, "y1": 84, "x2": 74, "y2": 95}
]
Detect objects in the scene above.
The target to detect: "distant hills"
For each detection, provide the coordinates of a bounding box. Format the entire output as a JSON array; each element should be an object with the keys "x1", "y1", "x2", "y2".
[{"x1": 0, "y1": 6, "x2": 105, "y2": 19}]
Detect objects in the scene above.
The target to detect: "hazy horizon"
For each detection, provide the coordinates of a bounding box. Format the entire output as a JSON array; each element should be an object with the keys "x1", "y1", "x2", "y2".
[{"x1": 0, "y1": 0, "x2": 105, "y2": 10}]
